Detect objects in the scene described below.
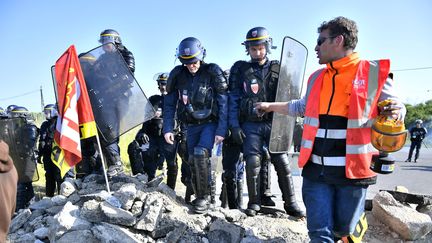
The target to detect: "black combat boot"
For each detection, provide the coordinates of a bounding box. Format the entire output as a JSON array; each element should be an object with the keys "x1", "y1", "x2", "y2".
[
  {"x1": 166, "y1": 168, "x2": 178, "y2": 190},
  {"x1": 245, "y1": 155, "x2": 261, "y2": 216},
  {"x1": 260, "y1": 155, "x2": 276, "y2": 207},
  {"x1": 192, "y1": 147, "x2": 210, "y2": 214},
  {"x1": 237, "y1": 179, "x2": 244, "y2": 209},
  {"x1": 272, "y1": 154, "x2": 306, "y2": 218},
  {"x1": 220, "y1": 173, "x2": 228, "y2": 208},
  {"x1": 224, "y1": 170, "x2": 239, "y2": 209}
]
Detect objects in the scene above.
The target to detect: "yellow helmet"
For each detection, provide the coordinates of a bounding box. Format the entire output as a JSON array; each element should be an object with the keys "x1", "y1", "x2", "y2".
[{"x1": 371, "y1": 100, "x2": 407, "y2": 153}]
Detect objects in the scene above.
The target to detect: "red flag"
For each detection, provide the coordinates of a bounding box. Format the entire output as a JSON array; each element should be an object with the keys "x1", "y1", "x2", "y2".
[{"x1": 52, "y1": 45, "x2": 97, "y2": 177}]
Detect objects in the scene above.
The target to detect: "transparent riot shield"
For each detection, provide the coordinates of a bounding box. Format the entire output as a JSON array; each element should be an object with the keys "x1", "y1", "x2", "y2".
[
  {"x1": 269, "y1": 37, "x2": 307, "y2": 153},
  {"x1": 76, "y1": 44, "x2": 154, "y2": 143},
  {"x1": 0, "y1": 118, "x2": 38, "y2": 183}
]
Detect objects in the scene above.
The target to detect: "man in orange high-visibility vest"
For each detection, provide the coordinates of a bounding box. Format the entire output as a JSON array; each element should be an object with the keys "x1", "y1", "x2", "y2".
[{"x1": 255, "y1": 17, "x2": 406, "y2": 242}]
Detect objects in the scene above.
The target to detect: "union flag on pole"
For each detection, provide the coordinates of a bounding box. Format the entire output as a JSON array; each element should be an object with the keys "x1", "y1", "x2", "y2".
[{"x1": 52, "y1": 45, "x2": 97, "y2": 177}]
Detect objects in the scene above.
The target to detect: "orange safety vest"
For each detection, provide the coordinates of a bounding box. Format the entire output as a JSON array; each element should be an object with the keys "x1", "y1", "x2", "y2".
[{"x1": 299, "y1": 60, "x2": 390, "y2": 179}]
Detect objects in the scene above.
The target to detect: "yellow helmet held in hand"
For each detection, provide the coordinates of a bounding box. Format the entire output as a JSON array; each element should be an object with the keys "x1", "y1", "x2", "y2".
[{"x1": 371, "y1": 100, "x2": 407, "y2": 153}]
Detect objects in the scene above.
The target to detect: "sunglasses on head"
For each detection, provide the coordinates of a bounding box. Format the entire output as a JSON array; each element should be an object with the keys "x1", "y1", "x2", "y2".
[{"x1": 317, "y1": 36, "x2": 337, "y2": 46}]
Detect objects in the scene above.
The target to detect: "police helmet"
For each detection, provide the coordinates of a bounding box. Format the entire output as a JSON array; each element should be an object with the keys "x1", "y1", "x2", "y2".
[
  {"x1": 0, "y1": 107, "x2": 6, "y2": 117},
  {"x1": 153, "y1": 72, "x2": 169, "y2": 85},
  {"x1": 79, "y1": 52, "x2": 97, "y2": 64},
  {"x1": 10, "y1": 106, "x2": 30, "y2": 118},
  {"x1": 242, "y1": 27, "x2": 275, "y2": 53},
  {"x1": 99, "y1": 29, "x2": 122, "y2": 45},
  {"x1": 6, "y1": 104, "x2": 17, "y2": 114},
  {"x1": 44, "y1": 104, "x2": 59, "y2": 120},
  {"x1": 416, "y1": 119, "x2": 423, "y2": 125},
  {"x1": 176, "y1": 37, "x2": 206, "y2": 64}
]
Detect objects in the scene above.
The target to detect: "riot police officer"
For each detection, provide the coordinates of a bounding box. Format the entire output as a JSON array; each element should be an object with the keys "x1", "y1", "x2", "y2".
[
  {"x1": 99, "y1": 29, "x2": 135, "y2": 73},
  {"x1": 135, "y1": 73, "x2": 179, "y2": 189},
  {"x1": 96, "y1": 29, "x2": 136, "y2": 177},
  {"x1": 9, "y1": 106, "x2": 38, "y2": 210},
  {"x1": 128, "y1": 132, "x2": 148, "y2": 176},
  {"x1": 406, "y1": 119, "x2": 428, "y2": 162},
  {"x1": 228, "y1": 27, "x2": 305, "y2": 217},
  {"x1": 38, "y1": 104, "x2": 63, "y2": 196},
  {"x1": 163, "y1": 37, "x2": 228, "y2": 213}
]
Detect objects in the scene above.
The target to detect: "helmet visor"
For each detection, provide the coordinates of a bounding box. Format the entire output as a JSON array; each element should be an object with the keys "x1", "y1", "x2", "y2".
[
  {"x1": 99, "y1": 35, "x2": 116, "y2": 44},
  {"x1": 371, "y1": 127, "x2": 407, "y2": 153}
]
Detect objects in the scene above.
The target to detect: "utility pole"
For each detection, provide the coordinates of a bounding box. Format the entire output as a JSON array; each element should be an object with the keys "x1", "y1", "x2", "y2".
[{"x1": 40, "y1": 85, "x2": 45, "y2": 111}]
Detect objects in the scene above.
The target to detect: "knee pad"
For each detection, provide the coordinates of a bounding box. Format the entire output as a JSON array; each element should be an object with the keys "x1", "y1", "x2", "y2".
[{"x1": 246, "y1": 155, "x2": 261, "y2": 169}]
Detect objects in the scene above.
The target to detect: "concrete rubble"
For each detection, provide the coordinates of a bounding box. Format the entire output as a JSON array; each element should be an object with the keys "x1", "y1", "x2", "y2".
[
  {"x1": 7, "y1": 174, "x2": 432, "y2": 243},
  {"x1": 8, "y1": 174, "x2": 309, "y2": 243}
]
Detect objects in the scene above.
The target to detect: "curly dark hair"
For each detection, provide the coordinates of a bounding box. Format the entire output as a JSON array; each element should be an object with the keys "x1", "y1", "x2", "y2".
[{"x1": 318, "y1": 16, "x2": 358, "y2": 50}]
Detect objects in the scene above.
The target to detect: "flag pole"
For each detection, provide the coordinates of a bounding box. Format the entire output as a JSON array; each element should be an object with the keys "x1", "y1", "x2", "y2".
[{"x1": 94, "y1": 133, "x2": 111, "y2": 193}]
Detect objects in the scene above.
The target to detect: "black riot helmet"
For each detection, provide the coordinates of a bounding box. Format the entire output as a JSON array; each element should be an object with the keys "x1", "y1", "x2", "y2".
[
  {"x1": 242, "y1": 27, "x2": 275, "y2": 54},
  {"x1": 99, "y1": 29, "x2": 122, "y2": 45},
  {"x1": 10, "y1": 106, "x2": 29, "y2": 118},
  {"x1": 6, "y1": 104, "x2": 17, "y2": 115},
  {"x1": 153, "y1": 72, "x2": 169, "y2": 85},
  {"x1": 43, "y1": 104, "x2": 59, "y2": 120},
  {"x1": 176, "y1": 37, "x2": 206, "y2": 64}
]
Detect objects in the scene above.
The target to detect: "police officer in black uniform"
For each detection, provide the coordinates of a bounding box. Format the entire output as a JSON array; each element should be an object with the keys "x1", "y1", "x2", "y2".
[
  {"x1": 95, "y1": 29, "x2": 135, "y2": 177},
  {"x1": 9, "y1": 106, "x2": 38, "y2": 210},
  {"x1": 38, "y1": 104, "x2": 63, "y2": 196},
  {"x1": 406, "y1": 119, "x2": 428, "y2": 162},
  {"x1": 228, "y1": 27, "x2": 305, "y2": 217},
  {"x1": 128, "y1": 132, "x2": 148, "y2": 175},
  {"x1": 163, "y1": 37, "x2": 228, "y2": 213},
  {"x1": 137, "y1": 73, "x2": 180, "y2": 189}
]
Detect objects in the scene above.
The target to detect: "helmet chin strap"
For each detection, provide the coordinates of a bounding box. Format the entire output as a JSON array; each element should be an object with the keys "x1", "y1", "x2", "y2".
[{"x1": 250, "y1": 55, "x2": 267, "y2": 64}]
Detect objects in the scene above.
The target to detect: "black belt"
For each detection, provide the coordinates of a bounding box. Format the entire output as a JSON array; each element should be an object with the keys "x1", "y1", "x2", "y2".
[{"x1": 187, "y1": 118, "x2": 216, "y2": 125}]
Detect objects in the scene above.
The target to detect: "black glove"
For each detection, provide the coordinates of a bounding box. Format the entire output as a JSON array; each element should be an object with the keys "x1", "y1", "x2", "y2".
[{"x1": 231, "y1": 127, "x2": 246, "y2": 145}]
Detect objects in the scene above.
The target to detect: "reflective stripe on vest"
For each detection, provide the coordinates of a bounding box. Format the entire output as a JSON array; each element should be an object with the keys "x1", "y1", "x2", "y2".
[
  {"x1": 311, "y1": 154, "x2": 346, "y2": 166},
  {"x1": 299, "y1": 60, "x2": 389, "y2": 179},
  {"x1": 316, "y1": 128, "x2": 346, "y2": 139}
]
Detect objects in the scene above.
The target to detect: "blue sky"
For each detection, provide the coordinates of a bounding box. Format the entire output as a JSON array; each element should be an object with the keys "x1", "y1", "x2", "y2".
[{"x1": 1, "y1": 0, "x2": 431, "y2": 112}]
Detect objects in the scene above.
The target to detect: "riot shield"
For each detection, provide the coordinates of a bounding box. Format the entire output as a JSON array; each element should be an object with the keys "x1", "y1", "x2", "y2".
[
  {"x1": 269, "y1": 37, "x2": 307, "y2": 153},
  {"x1": 0, "y1": 118, "x2": 38, "y2": 183},
  {"x1": 77, "y1": 44, "x2": 154, "y2": 143}
]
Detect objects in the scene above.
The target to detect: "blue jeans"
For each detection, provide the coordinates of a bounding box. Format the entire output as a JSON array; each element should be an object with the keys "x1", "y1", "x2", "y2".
[{"x1": 302, "y1": 177, "x2": 367, "y2": 242}]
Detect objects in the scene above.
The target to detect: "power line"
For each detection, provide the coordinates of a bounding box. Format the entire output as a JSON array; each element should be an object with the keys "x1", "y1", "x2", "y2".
[
  {"x1": 0, "y1": 89, "x2": 39, "y2": 101},
  {"x1": 392, "y1": 66, "x2": 432, "y2": 72}
]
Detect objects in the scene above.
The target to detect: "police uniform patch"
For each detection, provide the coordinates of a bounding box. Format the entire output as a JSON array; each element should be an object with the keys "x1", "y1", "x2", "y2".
[
  {"x1": 182, "y1": 90, "x2": 188, "y2": 104},
  {"x1": 250, "y1": 79, "x2": 259, "y2": 94}
]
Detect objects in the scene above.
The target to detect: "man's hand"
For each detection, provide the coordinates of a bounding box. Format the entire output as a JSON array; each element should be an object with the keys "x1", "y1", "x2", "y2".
[
  {"x1": 379, "y1": 100, "x2": 404, "y2": 120},
  {"x1": 231, "y1": 127, "x2": 246, "y2": 145},
  {"x1": 164, "y1": 132, "x2": 175, "y2": 145},
  {"x1": 214, "y1": 135, "x2": 224, "y2": 145},
  {"x1": 254, "y1": 102, "x2": 271, "y2": 113}
]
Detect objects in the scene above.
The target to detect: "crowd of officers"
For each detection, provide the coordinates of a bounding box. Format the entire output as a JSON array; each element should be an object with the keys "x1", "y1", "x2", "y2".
[
  {"x1": 1, "y1": 26, "x2": 306, "y2": 218},
  {"x1": 125, "y1": 26, "x2": 305, "y2": 217}
]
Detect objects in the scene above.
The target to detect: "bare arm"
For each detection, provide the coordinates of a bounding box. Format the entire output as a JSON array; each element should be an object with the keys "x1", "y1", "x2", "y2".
[
  {"x1": 255, "y1": 102, "x2": 290, "y2": 115},
  {"x1": 255, "y1": 97, "x2": 306, "y2": 117}
]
